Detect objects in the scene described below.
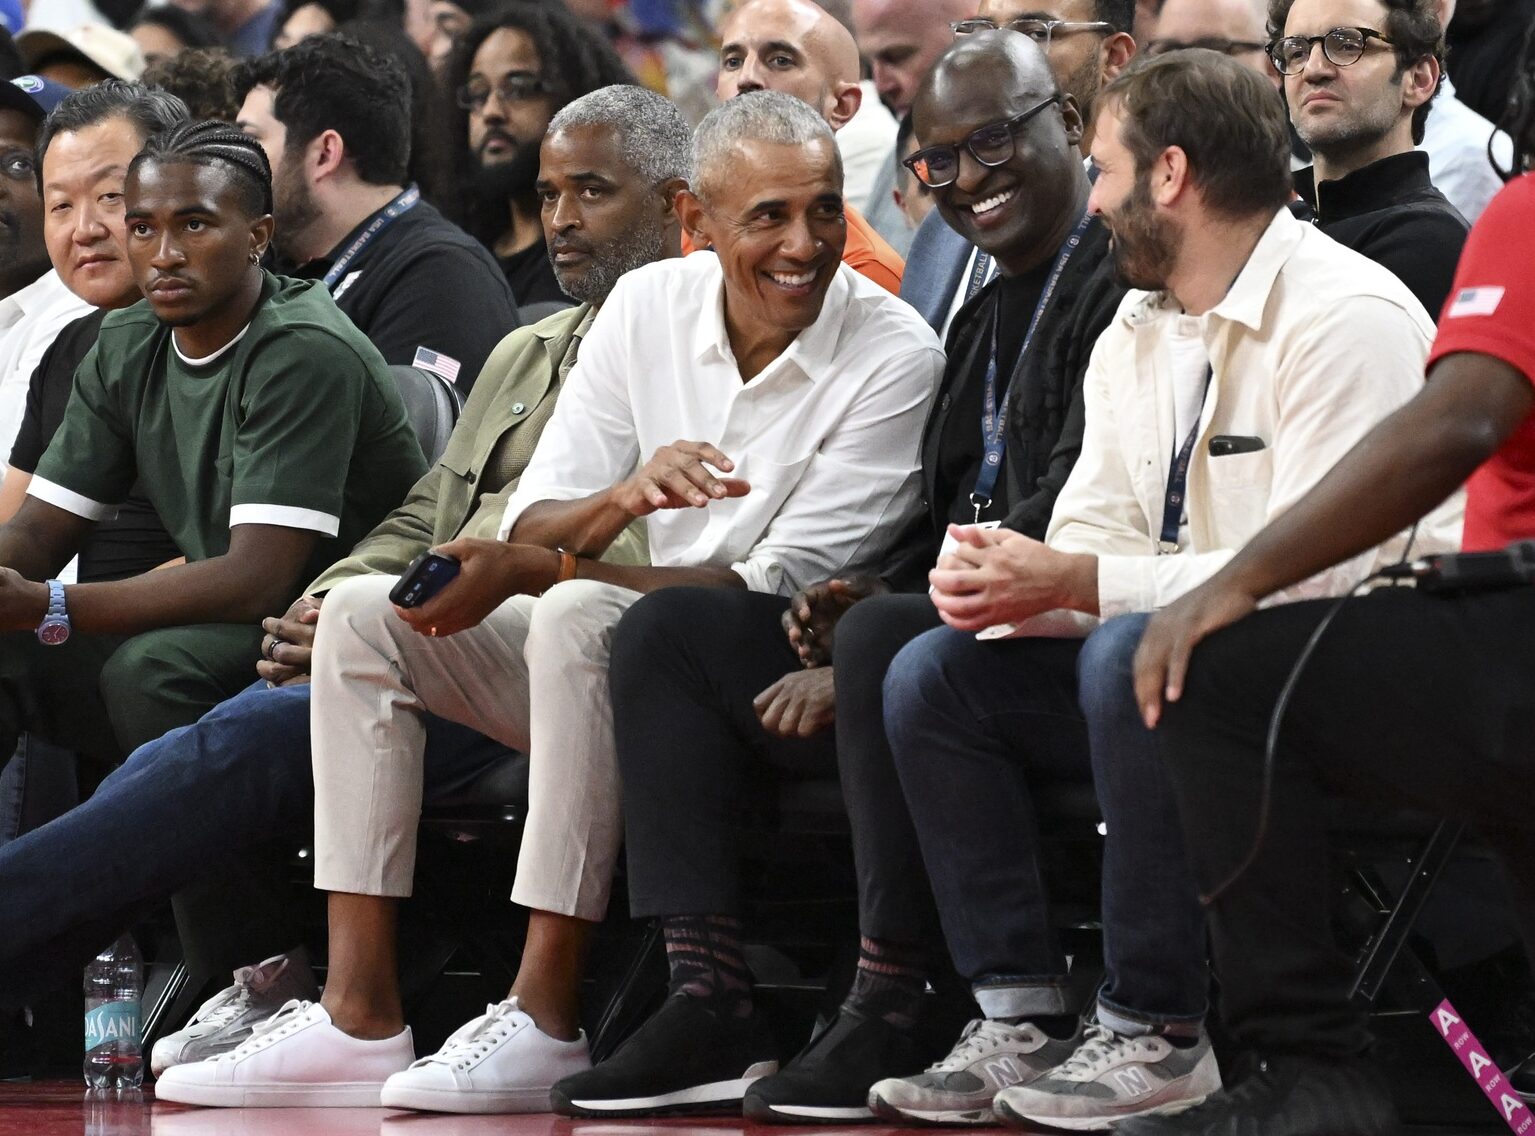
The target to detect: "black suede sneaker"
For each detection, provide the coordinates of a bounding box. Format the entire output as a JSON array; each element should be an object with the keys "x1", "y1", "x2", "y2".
[
  {"x1": 743, "y1": 1007, "x2": 925, "y2": 1124},
  {"x1": 1114, "y1": 1053, "x2": 1401, "y2": 1135},
  {"x1": 549, "y1": 994, "x2": 778, "y2": 1118}
]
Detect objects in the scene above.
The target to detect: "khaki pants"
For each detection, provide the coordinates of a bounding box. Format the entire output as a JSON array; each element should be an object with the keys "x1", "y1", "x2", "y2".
[{"x1": 309, "y1": 574, "x2": 642, "y2": 921}]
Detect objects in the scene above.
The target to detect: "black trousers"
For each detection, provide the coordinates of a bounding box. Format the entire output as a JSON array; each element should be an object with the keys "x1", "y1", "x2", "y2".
[
  {"x1": 1156, "y1": 585, "x2": 1535, "y2": 1058},
  {"x1": 611, "y1": 587, "x2": 941, "y2": 942}
]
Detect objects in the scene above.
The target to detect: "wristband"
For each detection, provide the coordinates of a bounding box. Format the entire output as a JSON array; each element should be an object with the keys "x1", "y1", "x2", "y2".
[{"x1": 556, "y1": 548, "x2": 579, "y2": 585}]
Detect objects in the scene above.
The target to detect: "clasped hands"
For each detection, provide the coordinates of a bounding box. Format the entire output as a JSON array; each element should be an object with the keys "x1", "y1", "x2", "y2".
[{"x1": 928, "y1": 524, "x2": 1091, "y2": 632}]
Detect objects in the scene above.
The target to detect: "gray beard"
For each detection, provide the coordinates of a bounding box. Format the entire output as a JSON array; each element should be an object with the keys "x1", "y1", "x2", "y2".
[{"x1": 556, "y1": 223, "x2": 668, "y2": 306}]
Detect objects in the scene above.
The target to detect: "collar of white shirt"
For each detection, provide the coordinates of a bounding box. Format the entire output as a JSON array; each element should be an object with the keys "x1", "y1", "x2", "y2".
[
  {"x1": 690, "y1": 257, "x2": 855, "y2": 385},
  {"x1": 1127, "y1": 207, "x2": 1300, "y2": 333},
  {"x1": 0, "y1": 269, "x2": 74, "y2": 329}
]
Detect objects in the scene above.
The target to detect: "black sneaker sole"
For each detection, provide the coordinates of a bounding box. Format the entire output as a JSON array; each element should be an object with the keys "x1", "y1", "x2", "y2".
[
  {"x1": 550, "y1": 1063, "x2": 777, "y2": 1119},
  {"x1": 743, "y1": 1093, "x2": 876, "y2": 1124}
]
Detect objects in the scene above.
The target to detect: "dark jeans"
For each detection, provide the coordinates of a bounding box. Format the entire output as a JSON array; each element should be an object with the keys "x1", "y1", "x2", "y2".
[
  {"x1": 0, "y1": 679, "x2": 513, "y2": 1008},
  {"x1": 614, "y1": 587, "x2": 943, "y2": 942},
  {"x1": 883, "y1": 615, "x2": 1208, "y2": 1032},
  {"x1": 1156, "y1": 587, "x2": 1535, "y2": 1059}
]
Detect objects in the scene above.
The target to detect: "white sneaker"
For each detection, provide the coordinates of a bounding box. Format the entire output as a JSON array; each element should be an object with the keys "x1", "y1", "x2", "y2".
[
  {"x1": 153, "y1": 999, "x2": 414, "y2": 1108},
  {"x1": 150, "y1": 949, "x2": 321, "y2": 1075},
  {"x1": 380, "y1": 997, "x2": 591, "y2": 1114}
]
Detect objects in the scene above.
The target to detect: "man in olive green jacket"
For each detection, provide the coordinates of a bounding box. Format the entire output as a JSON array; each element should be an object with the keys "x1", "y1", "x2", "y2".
[{"x1": 0, "y1": 85, "x2": 687, "y2": 1026}]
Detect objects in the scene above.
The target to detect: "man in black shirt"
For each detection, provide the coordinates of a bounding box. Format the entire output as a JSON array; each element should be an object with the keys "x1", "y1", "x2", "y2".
[
  {"x1": 1275, "y1": 0, "x2": 1469, "y2": 315},
  {"x1": 589, "y1": 32, "x2": 1126, "y2": 1121},
  {"x1": 440, "y1": 2, "x2": 633, "y2": 311},
  {"x1": 234, "y1": 33, "x2": 518, "y2": 390}
]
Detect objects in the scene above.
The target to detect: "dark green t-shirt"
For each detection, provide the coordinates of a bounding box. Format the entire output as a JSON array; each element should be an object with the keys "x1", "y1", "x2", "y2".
[{"x1": 32, "y1": 274, "x2": 427, "y2": 583}]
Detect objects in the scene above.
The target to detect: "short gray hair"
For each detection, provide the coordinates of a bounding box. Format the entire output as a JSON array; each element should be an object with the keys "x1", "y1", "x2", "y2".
[
  {"x1": 692, "y1": 90, "x2": 841, "y2": 200},
  {"x1": 548, "y1": 84, "x2": 693, "y2": 187}
]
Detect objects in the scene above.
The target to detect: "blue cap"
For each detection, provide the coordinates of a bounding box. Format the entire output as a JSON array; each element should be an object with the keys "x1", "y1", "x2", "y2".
[{"x1": 0, "y1": 75, "x2": 75, "y2": 121}]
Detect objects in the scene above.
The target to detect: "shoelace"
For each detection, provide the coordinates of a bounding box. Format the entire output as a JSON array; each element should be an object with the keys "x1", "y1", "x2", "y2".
[
  {"x1": 417, "y1": 1001, "x2": 523, "y2": 1070},
  {"x1": 1055, "y1": 1024, "x2": 1156, "y2": 1082},
  {"x1": 220, "y1": 999, "x2": 315, "y2": 1059},
  {"x1": 928, "y1": 1019, "x2": 1027, "y2": 1072},
  {"x1": 185, "y1": 984, "x2": 249, "y2": 1032}
]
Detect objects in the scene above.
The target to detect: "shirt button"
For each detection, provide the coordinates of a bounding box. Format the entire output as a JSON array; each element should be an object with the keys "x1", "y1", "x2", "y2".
[{"x1": 511, "y1": 402, "x2": 526, "y2": 414}]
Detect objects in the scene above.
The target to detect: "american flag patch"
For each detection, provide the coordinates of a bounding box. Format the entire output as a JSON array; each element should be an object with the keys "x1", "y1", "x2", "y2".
[
  {"x1": 413, "y1": 346, "x2": 461, "y2": 384},
  {"x1": 1447, "y1": 286, "x2": 1505, "y2": 320}
]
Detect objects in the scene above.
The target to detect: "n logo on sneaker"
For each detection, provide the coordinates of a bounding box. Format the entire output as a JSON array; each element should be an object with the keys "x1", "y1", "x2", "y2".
[
  {"x1": 984, "y1": 1057, "x2": 1025, "y2": 1087},
  {"x1": 1114, "y1": 1067, "x2": 1151, "y2": 1097}
]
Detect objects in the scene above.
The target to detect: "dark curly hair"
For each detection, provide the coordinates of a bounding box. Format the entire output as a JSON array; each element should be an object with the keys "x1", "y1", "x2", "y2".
[
  {"x1": 1266, "y1": 0, "x2": 1444, "y2": 144},
  {"x1": 438, "y1": 2, "x2": 634, "y2": 242},
  {"x1": 142, "y1": 48, "x2": 241, "y2": 122}
]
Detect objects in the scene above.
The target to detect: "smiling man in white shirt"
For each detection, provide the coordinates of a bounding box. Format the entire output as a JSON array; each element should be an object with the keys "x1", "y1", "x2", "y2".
[
  {"x1": 156, "y1": 88, "x2": 943, "y2": 1114},
  {"x1": 867, "y1": 50, "x2": 1459, "y2": 1131}
]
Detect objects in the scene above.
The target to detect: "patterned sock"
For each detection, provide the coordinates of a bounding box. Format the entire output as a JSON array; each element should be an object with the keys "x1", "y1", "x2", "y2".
[
  {"x1": 661, "y1": 914, "x2": 753, "y2": 1018},
  {"x1": 843, "y1": 936, "x2": 926, "y2": 1031}
]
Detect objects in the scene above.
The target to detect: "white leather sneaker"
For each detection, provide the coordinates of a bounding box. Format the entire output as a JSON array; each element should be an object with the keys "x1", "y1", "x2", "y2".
[
  {"x1": 153, "y1": 999, "x2": 414, "y2": 1108},
  {"x1": 380, "y1": 998, "x2": 591, "y2": 1114}
]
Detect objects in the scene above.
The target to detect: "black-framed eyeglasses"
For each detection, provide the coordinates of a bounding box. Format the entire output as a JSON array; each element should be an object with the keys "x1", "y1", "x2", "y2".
[
  {"x1": 1267, "y1": 26, "x2": 1396, "y2": 75},
  {"x1": 903, "y1": 95, "x2": 1059, "y2": 189},
  {"x1": 1147, "y1": 36, "x2": 1268, "y2": 57},
  {"x1": 456, "y1": 72, "x2": 554, "y2": 112},
  {"x1": 950, "y1": 17, "x2": 1113, "y2": 46}
]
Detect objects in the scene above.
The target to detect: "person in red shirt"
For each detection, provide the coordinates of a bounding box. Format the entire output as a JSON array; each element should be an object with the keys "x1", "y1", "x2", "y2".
[{"x1": 1119, "y1": 42, "x2": 1535, "y2": 1136}]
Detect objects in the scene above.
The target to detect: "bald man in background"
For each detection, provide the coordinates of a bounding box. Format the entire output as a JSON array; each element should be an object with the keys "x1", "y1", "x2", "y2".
[
  {"x1": 851, "y1": 0, "x2": 972, "y2": 253},
  {"x1": 711, "y1": 0, "x2": 905, "y2": 291}
]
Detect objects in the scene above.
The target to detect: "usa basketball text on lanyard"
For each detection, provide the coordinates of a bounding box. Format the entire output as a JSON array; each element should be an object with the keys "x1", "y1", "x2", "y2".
[
  {"x1": 970, "y1": 211, "x2": 1095, "y2": 523},
  {"x1": 322, "y1": 185, "x2": 422, "y2": 290}
]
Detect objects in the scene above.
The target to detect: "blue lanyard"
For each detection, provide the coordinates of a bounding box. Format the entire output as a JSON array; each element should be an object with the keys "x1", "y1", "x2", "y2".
[
  {"x1": 322, "y1": 185, "x2": 421, "y2": 290},
  {"x1": 971, "y1": 212, "x2": 1095, "y2": 522},
  {"x1": 963, "y1": 250, "x2": 994, "y2": 304},
  {"x1": 1158, "y1": 365, "x2": 1214, "y2": 552}
]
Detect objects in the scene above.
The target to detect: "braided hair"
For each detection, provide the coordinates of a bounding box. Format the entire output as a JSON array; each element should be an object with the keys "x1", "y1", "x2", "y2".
[
  {"x1": 1494, "y1": 20, "x2": 1535, "y2": 179},
  {"x1": 131, "y1": 118, "x2": 274, "y2": 217}
]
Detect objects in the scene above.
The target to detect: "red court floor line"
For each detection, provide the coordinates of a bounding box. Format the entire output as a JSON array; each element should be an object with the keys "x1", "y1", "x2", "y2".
[{"x1": 0, "y1": 1083, "x2": 1008, "y2": 1136}]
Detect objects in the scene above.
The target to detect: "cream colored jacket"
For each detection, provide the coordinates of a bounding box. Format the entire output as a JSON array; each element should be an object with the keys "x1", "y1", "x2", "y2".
[{"x1": 1037, "y1": 208, "x2": 1462, "y2": 629}]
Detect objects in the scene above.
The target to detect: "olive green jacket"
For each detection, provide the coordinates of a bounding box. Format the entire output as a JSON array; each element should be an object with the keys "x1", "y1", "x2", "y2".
[{"x1": 307, "y1": 303, "x2": 645, "y2": 595}]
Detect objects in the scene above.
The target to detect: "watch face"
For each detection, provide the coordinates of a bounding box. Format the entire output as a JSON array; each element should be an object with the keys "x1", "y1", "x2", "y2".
[{"x1": 37, "y1": 620, "x2": 70, "y2": 646}]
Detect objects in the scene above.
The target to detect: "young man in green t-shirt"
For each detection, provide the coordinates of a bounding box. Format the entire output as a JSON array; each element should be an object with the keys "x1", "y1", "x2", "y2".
[{"x1": 0, "y1": 118, "x2": 426, "y2": 767}]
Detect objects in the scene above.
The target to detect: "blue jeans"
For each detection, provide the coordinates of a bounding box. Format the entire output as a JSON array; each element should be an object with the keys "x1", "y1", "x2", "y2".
[
  {"x1": 0, "y1": 680, "x2": 512, "y2": 1008},
  {"x1": 882, "y1": 614, "x2": 1207, "y2": 1034}
]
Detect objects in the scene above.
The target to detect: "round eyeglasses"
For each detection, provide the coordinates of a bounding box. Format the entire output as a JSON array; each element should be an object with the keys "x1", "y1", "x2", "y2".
[
  {"x1": 902, "y1": 95, "x2": 1059, "y2": 189},
  {"x1": 1267, "y1": 26, "x2": 1396, "y2": 76}
]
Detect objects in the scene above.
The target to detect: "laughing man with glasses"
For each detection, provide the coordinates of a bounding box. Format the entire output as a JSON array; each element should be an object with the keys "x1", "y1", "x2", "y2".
[{"x1": 1271, "y1": 0, "x2": 1469, "y2": 317}]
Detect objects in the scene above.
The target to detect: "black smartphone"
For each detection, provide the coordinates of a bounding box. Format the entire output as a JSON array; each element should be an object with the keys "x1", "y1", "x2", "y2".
[
  {"x1": 1208, "y1": 435, "x2": 1266, "y2": 457},
  {"x1": 389, "y1": 551, "x2": 461, "y2": 608}
]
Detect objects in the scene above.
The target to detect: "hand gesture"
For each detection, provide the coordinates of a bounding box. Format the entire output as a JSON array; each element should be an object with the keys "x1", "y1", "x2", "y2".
[
  {"x1": 258, "y1": 594, "x2": 322, "y2": 686},
  {"x1": 782, "y1": 574, "x2": 886, "y2": 667},
  {"x1": 928, "y1": 525, "x2": 1072, "y2": 631},
  {"x1": 754, "y1": 666, "x2": 837, "y2": 738},
  {"x1": 612, "y1": 441, "x2": 750, "y2": 517}
]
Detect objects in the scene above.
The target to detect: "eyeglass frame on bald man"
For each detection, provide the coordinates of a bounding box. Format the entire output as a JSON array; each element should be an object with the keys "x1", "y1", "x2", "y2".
[
  {"x1": 1266, "y1": 26, "x2": 1397, "y2": 76},
  {"x1": 902, "y1": 93, "x2": 1059, "y2": 188},
  {"x1": 950, "y1": 16, "x2": 1113, "y2": 48}
]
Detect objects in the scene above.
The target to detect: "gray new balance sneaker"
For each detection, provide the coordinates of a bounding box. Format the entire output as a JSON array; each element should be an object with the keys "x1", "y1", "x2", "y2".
[
  {"x1": 149, "y1": 949, "x2": 321, "y2": 1076},
  {"x1": 993, "y1": 1023, "x2": 1222, "y2": 1131},
  {"x1": 868, "y1": 1018, "x2": 1082, "y2": 1125}
]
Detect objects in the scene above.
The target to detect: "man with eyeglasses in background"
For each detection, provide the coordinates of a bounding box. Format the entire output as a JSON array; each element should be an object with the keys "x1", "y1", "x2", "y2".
[
  {"x1": 1146, "y1": 0, "x2": 1271, "y2": 78},
  {"x1": 1270, "y1": 0, "x2": 1468, "y2": 318},
  {"x1": 234, "y1": 33, "x2": 518, "y2": 391},
  {"x1": 900, "y1": 1, "x2": 1135, "y2": 339},
  {"x1": 440, "y1": 1, "x2": 633, "y2": 310}
]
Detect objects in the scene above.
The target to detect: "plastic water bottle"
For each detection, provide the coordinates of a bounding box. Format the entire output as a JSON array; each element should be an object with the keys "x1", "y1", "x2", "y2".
[{"x1": 84, "y1": 934, "x2": 143, "y2": 1090}]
